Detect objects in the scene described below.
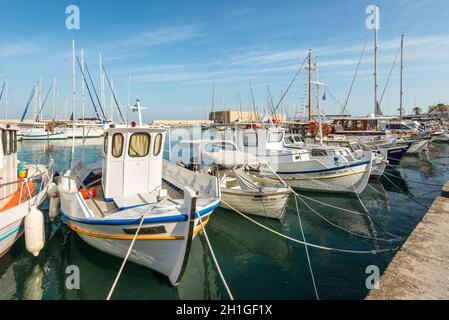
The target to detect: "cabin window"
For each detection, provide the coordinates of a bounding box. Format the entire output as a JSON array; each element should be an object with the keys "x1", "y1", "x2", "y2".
[
  {"x1": 268, "y1": 132, "x2": 283, "y2": 143},
  {"x1": 129, "y1": 133, "x2": 151, "y2": 157},
  {"x1": 10, "y1": 131, "x2": 17, "y2": 154},
  {"x1": 112, "y1": 133, "x2": 124, "y2": 158},
  {"x1": 311, "y1": 149, "x2": 327, "y2": 157},
  {"x1": 243, "y1": 133, "x2": 258, "y2": 147},
  {"x1": 103, "y1": 133, "x2": 109, "y2": 154},
  {"x1": 153, "y1": 133, "x2": 163, "y2": 156}
]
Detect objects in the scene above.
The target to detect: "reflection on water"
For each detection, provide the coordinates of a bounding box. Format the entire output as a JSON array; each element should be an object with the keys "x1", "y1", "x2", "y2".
[{"x1": 0, "y1": 137, "x2": 448, "y2": 300}]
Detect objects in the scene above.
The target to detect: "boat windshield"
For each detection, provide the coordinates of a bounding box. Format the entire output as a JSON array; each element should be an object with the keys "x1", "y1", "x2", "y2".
[{"x1": 205, "y1": 142, "x2": 237, "y2": 153}]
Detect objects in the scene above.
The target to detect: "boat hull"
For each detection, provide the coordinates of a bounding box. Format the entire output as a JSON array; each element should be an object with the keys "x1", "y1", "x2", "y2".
[
  {"x1": 20, "y1": 131, "x2": 67, "y2": 141},
  {"x1": 220, "y1": 189, "x2": 290, "y2": 219}
]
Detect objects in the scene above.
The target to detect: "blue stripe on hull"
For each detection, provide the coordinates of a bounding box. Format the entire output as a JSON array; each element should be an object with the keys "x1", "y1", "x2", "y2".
[
  {"x1": 0, "y1": 225, "x2": 23, "y2": 242},
  {"x1": 274, "y1": 160, "x2": 370, "y2": 175},
  {"x1": 387, "y1": 147, "x2": 408, "y2": 166}
]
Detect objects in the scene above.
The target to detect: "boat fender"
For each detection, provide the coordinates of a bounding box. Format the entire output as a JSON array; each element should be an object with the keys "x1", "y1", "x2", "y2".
[
  {"x1": 334, "y1": 155, "x2": 341, "y2": 163},
  {"x1": 80, "y1": 188, "x2": 97, "y2": 199},
  {"x1": 25, "y1": 206, "x2": 45, "y2": 257}
]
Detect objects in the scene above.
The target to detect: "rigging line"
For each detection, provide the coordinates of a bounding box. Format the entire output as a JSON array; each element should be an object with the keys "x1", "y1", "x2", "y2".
[
  {"x1": 221, "y1": 199, "x2": 398, "y2": 254},
  {"x1": 379, "y1": 43, "x2": 401, "y2": 106},
  {"x1": 102, "y1": 64, "x2": 125, "y2": 123},
  {"x1": 20, "y1": 81, "x2": 39, "y2": 122},
  {"x1": 272, "y1": 54, "x2": 308, "y2": 114},
  {"x1": 76, "y1": 56, "x2": 101, "y2": 121},
  {"x1": 84, "y1": 61, "x2": 107, "y2": 120},
  {"x1": 0, "y1": 80, "x2": 5, "y2": 102},
  {"x1": 294, "y1": 195, "x2": 319, "y2": 300},
  {"x1": 35, "y1": 82, "x2": 55, "y2": 121},
  {"x1": 106, "y1": 213, "x2": 146, "y2": 300},
  {"x1": 342, "y1": 30, "x2": 370, "y2": 114}
]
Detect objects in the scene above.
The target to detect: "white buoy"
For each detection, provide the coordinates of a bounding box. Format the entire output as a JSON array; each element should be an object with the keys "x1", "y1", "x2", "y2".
[
  {"x1": 25, "y1": 206, "x2": 45, "y2": 257},
  {"x1": 47, "y1": 182, "x2": 60, "y2": 221}
]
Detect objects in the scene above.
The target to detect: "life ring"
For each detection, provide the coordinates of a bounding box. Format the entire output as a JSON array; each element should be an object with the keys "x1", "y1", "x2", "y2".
[
  {"x1": 80, "y1": 188, "x2": 97, "y2": 199},
  {"x1": 308, "y1": 121, "x2": 318, "y2": 134},
  {"x1": 322, "y1": 123, "x2": 332, "y2": 135}
]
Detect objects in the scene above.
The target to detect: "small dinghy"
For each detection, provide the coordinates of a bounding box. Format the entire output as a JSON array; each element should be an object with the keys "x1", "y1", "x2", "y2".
[
  {"x1": 0, "y1": 126, "x2": 54, "y2": 257},
  {"x1": 58, "y1": 121, "x2": 220, "y2": 286},
  {"x1": 179, "y1": 140, "x2": 291, "y2": 220}
]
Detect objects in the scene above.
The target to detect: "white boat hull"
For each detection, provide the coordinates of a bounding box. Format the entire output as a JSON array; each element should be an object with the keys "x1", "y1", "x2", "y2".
[
  {"x1": 406, "y1": 139, "x2": 430, "y2": 154},
  {"x1": 433, "y1": 133, "x2": 449, "y2": 143},
  {"x1": 220, "y1": 189, "x2": 290, "y2": 219},
  {"x1": 20, "y1": 131, "x2": 67, "y2": 141}
]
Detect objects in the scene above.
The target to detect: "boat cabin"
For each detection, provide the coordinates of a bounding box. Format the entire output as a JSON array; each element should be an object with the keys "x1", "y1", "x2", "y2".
[
  {"x1": 330, "y1": 116, "x2": 397, "y2": 136},
  {"x1": 235, "y1": 127, "x2": 287, "y2": 154},
  {"x1": 101, "y1": 125, "x2": 166, "y2": 205},
  {"x1": 0, "y1": 127, "x2": 19, "y2": 205}
]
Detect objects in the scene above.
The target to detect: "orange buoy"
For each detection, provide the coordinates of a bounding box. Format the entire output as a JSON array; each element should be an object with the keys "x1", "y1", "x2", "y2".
[
  {"x1": 308, "y1": 120, "x2": 318, "y2": 134},
  {"x1": 80, "y1": 188, "x2": 97, "y2": 199}
]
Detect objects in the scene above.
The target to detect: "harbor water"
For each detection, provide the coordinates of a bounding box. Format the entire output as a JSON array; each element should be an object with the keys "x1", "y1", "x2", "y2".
[{"x1": 1, "y1": 135, "x2": 448, "y2": 300}]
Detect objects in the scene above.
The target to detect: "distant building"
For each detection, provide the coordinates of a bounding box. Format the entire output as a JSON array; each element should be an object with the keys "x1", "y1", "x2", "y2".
[
  {"x1": 209, "y1": 110, "x2": 286, "y2": 124},
  {"x1": 151, "y1": 120, "x2": 214, "y2": 127},
  {"x1": 428, "y1": 104, "x2": 449, "y2": 118}
]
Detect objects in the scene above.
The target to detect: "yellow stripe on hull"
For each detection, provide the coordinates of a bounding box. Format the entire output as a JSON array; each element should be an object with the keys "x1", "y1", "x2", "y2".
[
  {"x1": 67, "y1": 221, "x2": 185, "y2": 241},
  {"x1": 193, "y1": 217, "x2": 210, "y2": 236}
]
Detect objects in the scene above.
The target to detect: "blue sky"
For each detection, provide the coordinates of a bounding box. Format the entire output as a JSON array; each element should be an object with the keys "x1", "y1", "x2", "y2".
[{"x1": 0, "y1": 0, "x2": 448, "y2": 121}]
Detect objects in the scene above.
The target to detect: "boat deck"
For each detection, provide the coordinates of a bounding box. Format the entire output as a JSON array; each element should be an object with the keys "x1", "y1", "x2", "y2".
[{"x1": 84, "y1": 182, "x2": 183, "y2": 217}]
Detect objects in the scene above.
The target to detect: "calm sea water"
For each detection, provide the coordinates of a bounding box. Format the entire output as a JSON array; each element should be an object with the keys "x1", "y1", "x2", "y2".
[{"x1": 1, "y1": 135, "x2": 448, "y2": 300}]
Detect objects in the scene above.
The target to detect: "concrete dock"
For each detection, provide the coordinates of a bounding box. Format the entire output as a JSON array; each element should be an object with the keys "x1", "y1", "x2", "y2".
[{"x1": 367, "y1": 181, "x2": 449, "y2": 300}]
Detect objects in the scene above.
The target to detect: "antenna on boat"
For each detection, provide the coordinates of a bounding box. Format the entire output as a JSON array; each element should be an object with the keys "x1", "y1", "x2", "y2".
[{"x1": 129, "y1": 97, "x2": 148, "y2": 126}]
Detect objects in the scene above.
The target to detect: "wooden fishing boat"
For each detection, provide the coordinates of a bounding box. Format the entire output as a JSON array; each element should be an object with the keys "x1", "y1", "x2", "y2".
[
  {"x1": 0, "y1": 126, "x2": 53, "y2": 257},
  {"x1": 179, "y1": 140, "x2": 291, "y2": 220},
  {"x1": 58, "y1": 121, "x2": 220, "y2": 286}
]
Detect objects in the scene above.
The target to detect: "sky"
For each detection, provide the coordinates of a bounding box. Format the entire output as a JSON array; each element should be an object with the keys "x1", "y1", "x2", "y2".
[{"x1": 0, "y1": 0, "x2": 448, "y2": 122}]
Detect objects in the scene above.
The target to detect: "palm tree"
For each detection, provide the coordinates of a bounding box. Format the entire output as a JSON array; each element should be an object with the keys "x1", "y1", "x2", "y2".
[{"x1": 413, "y1": 107, "x2": 422, "y2": 115}]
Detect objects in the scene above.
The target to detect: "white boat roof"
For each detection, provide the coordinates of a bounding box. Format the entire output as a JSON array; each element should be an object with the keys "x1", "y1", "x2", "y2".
[
  {"x1": 330, "y1": 116, "x2": 399, "y2": 121},
  {"x1": 179, "y1": 140, "x2": 259, "y2": 167}
]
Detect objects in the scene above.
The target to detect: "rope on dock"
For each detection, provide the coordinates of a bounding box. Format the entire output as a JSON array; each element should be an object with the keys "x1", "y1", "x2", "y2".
[
  {"x1": 294, "y1": 195, "x2": 319, "y2": 300},
  {"x1": 106, "y1": 214, "x2": 146, "y2": 300},
  {"x1": 197, "y1": 212, "x2": 235, "y2": 300},
  {"x1": 221, "y1": 200, "x2": 398, "y2": 254}
]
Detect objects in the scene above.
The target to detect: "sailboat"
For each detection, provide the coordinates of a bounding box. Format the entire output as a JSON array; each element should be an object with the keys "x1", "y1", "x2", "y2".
[
  {"x1": 179, "y1": 140, "x2": 291, "y2": 219},
  {"x1": 58, "y1": 98, "x2": 221, "y2": 285},
  {"x1": 0, "y1": 125, "x2": 54, "y2": 257}
]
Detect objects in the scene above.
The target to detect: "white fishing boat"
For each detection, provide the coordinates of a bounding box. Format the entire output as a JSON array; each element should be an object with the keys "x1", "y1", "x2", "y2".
[
  {"x1": 234, "y1": 126, "x2": 373, "y2": 194},
  {"x1": 433, "y1": 131, "x2": 449, "y2": 143},
  {"x1": 58, "y1": 116, "x2": 220, "y2": 285},
  {"x1": 0, "y1": 126, "x2": 54, "y2": 257},
  {"x1": 179, "y1": 140, "x2": 291, "y2": 220}
]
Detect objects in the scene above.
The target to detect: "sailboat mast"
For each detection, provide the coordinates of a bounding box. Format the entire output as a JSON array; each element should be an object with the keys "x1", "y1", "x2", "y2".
[
  {"x1": 52, "y1": 77, "x2": 56, "y2": 120},
  {"x1": 4, "y1": 79, "x2": 7, "y2": 121},
  {"x1": 81, "y1": 48, "x2": 85, "y2": 125},
  {"x1": 315, "y1": 56, "x2": 323, "y2": 144},
  {"x1": 400, "y1": 34, "x2": 404, "y2": 119},
  {"x1": 308, "y1": 49, "x2": 312, "y2": 121},
  {"x1": 374, "y1": 5, "x2": 379, "y2": 115},
  {"x1": 71, "y1": 38, "x2": 76, "y2": 166}
]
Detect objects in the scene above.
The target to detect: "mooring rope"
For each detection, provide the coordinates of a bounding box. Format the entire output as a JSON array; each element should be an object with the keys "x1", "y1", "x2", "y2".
[
  {"x1": 381, "y1": 174, "x2": 430, "y2": 210},
  {"x1": 294, "y1": 195, "x2": 319, "y2": 300},
  {"x1": 106, "y1": 214, "x2": 146, "y2": 300},
  {"x1": 197, "y1": 212, "x2": 235, "y2": 300},
  {"x1": 221, "y1": 200, "x2": 398, "y2": 254},
  {"x1": 383, "y1": 171, "x2": 443, "y2": 187},
  {"x1": 295, "y1": 193, "x2": 402, "y2": 242}
]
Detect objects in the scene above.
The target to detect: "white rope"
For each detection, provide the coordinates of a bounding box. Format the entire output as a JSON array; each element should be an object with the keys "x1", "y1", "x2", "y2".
[
  {"x1": 106, "y1": 214, "x2": 146, "y2": 300},
  {"x1": 221, "y1": 199, "x2": 397, "y2": 254},
  {"x1": 197, "y1": 213, "x2": 234, "y2": 300},
  {"x1": 294, "y1": 195, "x2": 319, "y2": 300},
  {"x1": 295, "y1": 193, "x2": 401, "y2": 242}
]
